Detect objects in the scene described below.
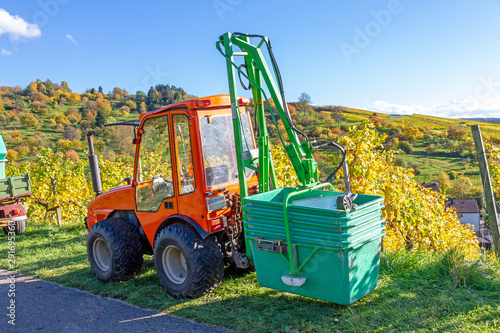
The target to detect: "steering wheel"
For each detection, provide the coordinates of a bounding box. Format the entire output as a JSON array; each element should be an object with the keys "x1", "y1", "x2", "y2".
[{"x1": 181, "y1": 175, "x2": 194, "y2": 183}]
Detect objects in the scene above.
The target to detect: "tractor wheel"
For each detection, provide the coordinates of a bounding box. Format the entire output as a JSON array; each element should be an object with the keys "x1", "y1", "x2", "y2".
[
  {"x1": 87, "y1": 218, "x2": 143, "y2": 282},
  {"x1": 154, "y1": 223, "x2": 224, "y2": 299},
  {"x1": 3, "y1": 219, "x2": 27, "y2": 236}
]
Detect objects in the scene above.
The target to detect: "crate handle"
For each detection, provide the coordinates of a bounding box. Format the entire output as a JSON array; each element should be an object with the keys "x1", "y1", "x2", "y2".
[{"x1": 283, "y1": 182, "x2": 334, "y2": 276}]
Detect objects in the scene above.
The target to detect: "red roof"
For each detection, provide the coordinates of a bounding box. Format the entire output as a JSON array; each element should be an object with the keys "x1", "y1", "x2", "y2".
[{"x1": 445, "y1": 198, "x2": 479, "y2": 214}]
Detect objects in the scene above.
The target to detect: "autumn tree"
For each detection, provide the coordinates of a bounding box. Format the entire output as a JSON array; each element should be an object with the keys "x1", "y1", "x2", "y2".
[
  {"x1": 68, "y1": 93, "x2": 81, "y2": 105},
  {"x1": 63, "y1": 127, "x2": 81, "y2": 141},
  {"x1": 113, "y1": 87, "x2": 123, "y2": 100},
  {"x1": 450, "y1": 175, "x2": 472, "y2": 198},
  {"x1": 20, "y1": 113, "x2": 39, "y2": 128},
  {"x1": 436, "y1": 171, "x2": 451, "y2": 194},
  {"x1": 61, "y1": 81, "x2": 71, "y2": 92},
  {"x1": 332, "y1": 106, "x2": 344, "y2": 122},
  {"x1": 401, "y1": 126, "x2": 423, "y2": 142},
  {"x1": 26, "y1": 82, "x2": 38, "y2": 95},
  {"x1": 125, "y1": 99, "x2": 137, "y2": 111},
  {"x1": 54, "y1": 114, "x2": 70, "y2": 125},
  {"x1": 447, "y1": 126, "x2": 467, "y2": 141},
  {"x1": 139, "y1": 101, "x2": 147, "y2": 113}
]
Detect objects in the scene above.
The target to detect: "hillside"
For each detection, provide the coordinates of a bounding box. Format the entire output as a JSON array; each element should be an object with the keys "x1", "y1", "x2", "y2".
[
  {"x1": 1, "y1": 80, "x2": 195, "y2": 163},
  {"x1": 2, "y1": 80, "x2": 498, "y2": 200}
]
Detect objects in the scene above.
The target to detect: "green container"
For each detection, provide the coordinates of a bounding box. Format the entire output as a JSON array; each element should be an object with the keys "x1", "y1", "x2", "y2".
[
  {"x1": 0, "y1": 174, "x2": 32, "y2": 201},
  {"x1": 0, "y1": 134, "x2": 7, "y2": 179},
  {"x1": 242, "y1": 186, "x2": 385, "y2": 305},
  {"x1": 247, "y1": 234, "x2": 384, "y2": 305}
]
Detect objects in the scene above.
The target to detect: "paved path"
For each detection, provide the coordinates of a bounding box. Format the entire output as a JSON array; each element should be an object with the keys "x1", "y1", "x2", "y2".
[{"x1": 0, "y1": 270, "x2": 233, "y2": 333}]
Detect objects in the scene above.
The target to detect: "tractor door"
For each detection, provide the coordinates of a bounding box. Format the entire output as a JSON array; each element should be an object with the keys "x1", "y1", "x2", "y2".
[
  {"x1": 171, "y1": 113, "x2": 207, "y2": 227},
  {"x1": 134, "y1": 114, "x2": 178, "y2": 241}
]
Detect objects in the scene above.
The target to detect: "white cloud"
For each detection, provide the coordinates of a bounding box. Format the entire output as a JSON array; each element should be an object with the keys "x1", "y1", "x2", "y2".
[
  {"x1": 0, "y1": 8, "x2": 41, "y2": 41},
  {"x1": 365, "y1": 99, "x2": 500, "y2": 119},
  {"x1": 1, "y1": 49, "x2": 13, "y2": 56},
  {"x1": 65, "y1": 34, "x2": 77, "y2": 45}
]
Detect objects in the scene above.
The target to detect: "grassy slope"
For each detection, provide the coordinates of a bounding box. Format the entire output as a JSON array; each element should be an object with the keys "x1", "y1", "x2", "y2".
[
  {"x1": 399, "y1": 155, "x2": 481, "y2": 186},
  {"x1": 1, "y1": 224, "x2": 499, "y2": 333}
]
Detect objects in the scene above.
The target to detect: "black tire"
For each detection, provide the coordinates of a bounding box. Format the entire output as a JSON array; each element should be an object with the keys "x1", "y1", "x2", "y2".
[
  {"x1": 3, "y1": 219, "x2": 26, "y2": 236},
  {"x1": 154, "y1": 223, "x2": 224, "y2": 299},
  {"x1": 87, "y1": 218, "x2": 143, "y2": 282}
]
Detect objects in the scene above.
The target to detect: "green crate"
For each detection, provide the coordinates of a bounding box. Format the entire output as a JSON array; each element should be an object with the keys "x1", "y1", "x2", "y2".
[
  {"x1": 242, "y1": 186, "x2": 385, "y2": 304},
  {"x1": 0, "y1": 174, "x2": 31, "y2": 200},
  {"x1": 245, "y1": 216, "x2": 384, "y2": 246}
]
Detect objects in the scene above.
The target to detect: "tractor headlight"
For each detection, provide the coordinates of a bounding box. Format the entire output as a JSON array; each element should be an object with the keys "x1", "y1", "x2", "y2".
[{"x1": 206, "y1": 194, "x2": 227, "y2": 212}]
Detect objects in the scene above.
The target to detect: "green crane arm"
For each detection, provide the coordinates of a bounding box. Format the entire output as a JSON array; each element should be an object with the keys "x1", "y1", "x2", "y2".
[{"x1": 217, "y1": 32, "x2": 321, "y2": 196}]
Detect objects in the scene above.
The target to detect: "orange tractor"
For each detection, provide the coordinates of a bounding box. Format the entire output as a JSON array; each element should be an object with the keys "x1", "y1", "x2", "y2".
[
  {"x1": 85, "y1": 94, "x2": 258, "y2": 298},
  {"x1": 84, "y1": 33, "x2": 382, "y2": 303}
]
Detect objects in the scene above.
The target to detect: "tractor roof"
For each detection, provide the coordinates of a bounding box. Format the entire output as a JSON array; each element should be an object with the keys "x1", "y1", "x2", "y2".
[{"x1": 138, "y1": 94, "x2": 250, "y2": 121}]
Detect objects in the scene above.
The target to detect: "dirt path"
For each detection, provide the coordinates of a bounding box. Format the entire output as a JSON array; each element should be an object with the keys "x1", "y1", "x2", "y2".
[{"x1": 0, "y1": 269, "x2": 233, "y2": 333}]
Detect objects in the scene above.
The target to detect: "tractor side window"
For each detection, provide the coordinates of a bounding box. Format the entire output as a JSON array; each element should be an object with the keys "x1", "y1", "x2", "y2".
[
  {"x1": 136, "y1": 115, "x2": 174, "y2": 212},
  {"x1": 173, "y1": 114, "x2": 195, "y2": 195}
]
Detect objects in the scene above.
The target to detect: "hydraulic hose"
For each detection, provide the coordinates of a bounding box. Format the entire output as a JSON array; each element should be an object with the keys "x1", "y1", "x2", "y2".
[{"x1": 232, "y1": 33, "x2": 310, "y2": 146}]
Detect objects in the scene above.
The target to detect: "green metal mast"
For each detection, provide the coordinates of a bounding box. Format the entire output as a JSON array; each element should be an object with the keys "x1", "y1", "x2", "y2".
[{"x1": 217, "y1": 33, "x2": 319, "y2": 196}]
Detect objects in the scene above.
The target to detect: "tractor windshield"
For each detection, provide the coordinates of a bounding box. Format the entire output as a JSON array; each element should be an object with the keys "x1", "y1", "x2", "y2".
[{"x1": 200, "y1": 113, "x2": 255, "y2": 189}]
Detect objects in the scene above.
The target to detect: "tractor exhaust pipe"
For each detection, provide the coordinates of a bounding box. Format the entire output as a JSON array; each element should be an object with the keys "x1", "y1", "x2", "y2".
[{"x1": 87, "y1": 132, "x2": 102, "y2": 196}]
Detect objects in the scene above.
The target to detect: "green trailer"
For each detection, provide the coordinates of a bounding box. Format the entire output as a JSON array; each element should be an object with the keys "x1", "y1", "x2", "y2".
[{"x1": 0, "y1": 134, "x2": 31, "y2": 235}]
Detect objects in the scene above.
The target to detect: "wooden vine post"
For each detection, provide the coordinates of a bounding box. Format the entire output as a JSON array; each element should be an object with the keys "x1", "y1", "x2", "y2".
[{"x1": 471, "y1": 125, "x2": 500, "y2": 256}]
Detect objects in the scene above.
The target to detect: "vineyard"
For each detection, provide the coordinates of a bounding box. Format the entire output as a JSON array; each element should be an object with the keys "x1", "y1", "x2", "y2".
[{"x1": 7, "y1": 122, "x2": 491, "y2": 259}]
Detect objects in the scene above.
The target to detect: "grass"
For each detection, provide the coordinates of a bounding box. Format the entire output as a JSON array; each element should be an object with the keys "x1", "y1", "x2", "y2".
[
  {"x1": 399, "y1": 154, "x2": 481, "y2": 186},
  {"x1": 1, "y1": 223, "x2": 500, "y2": 332}
]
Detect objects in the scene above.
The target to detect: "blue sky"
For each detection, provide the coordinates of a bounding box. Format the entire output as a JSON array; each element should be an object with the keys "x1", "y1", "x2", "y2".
[{"x1": 1, "y1": 0, "x2": 500, "y2": 118}]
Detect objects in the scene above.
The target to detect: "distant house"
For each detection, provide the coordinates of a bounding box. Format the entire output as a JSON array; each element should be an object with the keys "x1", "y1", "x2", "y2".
[
  {"x1": 458, "y1": 122, "x2": 467, "y2": 127},
  {"x1": 421, "y1": 182, "x2": 440, "y2": 193},
  {"x1": 445, "y1": 197, "x2": 480, "y2": 231}
]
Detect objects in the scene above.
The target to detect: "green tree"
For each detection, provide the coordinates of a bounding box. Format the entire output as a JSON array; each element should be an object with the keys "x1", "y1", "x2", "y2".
[
  {"x1": 147, "y1": 87, "x2": 159, "y2": 109},
  {"x1": 135, "y1": 90, "x2": 146, "y2": 102},
  {"x1": 98, "y1": 86, "x2": 103, "y2": 94},
  {"x1": 37, "y1": 82, "x2": 47, "y2": 94},
  {"x1": 44, "y1": 80, "x2": 54, "y2": 94},
  {"x1": 95, "y1": 109, "x2": 107, "y2": 128}
]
